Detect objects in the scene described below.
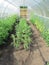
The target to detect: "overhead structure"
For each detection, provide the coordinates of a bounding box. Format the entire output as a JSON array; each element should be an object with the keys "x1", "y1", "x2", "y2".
[{"x1": 0, "y1": 0, "x2": 49, "y2": 17}]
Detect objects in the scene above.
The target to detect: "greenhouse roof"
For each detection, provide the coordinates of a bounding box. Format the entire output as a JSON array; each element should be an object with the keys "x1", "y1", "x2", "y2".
[{"x1": 0, "y1": 0, "x2": 49, "y2": 17}]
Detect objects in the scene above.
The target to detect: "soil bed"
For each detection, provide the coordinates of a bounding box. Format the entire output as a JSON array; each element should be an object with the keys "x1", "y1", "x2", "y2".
[{"x1": 0, "y1": 21, "x2": 49, "y2": 65}]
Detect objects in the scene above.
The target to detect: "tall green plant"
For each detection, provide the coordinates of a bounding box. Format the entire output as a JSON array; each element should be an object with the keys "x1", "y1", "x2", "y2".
[
  {"x1": 30, "y1": 13, "x2": 49, "y2": 46},
  {"x1": 12, "y1": 18, "x2": 32, "y2": 50},
  {"x1": 0, "y1": 15, "x2": 17, "y2": 45}
]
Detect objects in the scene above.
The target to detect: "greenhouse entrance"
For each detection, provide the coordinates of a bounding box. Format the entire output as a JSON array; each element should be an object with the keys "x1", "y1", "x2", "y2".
[{"x1": 0, "y1": 0, "x2": 49, "y2": 65}]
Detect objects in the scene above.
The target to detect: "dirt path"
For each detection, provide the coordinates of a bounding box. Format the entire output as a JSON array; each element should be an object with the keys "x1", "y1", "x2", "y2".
[{"x1": 27, "y1": 21, "x2": 49, "y2": 65}]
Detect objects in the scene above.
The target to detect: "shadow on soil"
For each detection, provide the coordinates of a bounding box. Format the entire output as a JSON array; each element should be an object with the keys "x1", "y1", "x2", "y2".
[
  {"x1": 0, "y1": 36, "x2": 43, "y2": 65},
  {"x1": 0, "y1": 46, "x2": 18, "y2": 65}
]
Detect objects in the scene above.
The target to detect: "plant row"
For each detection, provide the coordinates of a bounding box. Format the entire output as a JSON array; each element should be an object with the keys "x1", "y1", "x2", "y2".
[
  {"x1": 11, "y1": 18, "x2": 32, "y2": 50},
  {"x1": 0, "y1": 15, "x2": 17, "y2": 45},
  {"x1": 30, "y1": 13, "x2": 49, "y2": 46}
]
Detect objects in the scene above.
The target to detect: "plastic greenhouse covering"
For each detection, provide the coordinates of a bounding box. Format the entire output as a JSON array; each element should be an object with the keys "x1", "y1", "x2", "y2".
[
  {"x1": 0, "y1": 0, "x2": 49, "y2": 17},
  {"x1": 0, "y1": 0, "x2": 49, "y2": 27},
  {"x1": 0, "y1": 0, "x2": 49, "y2": 28}
]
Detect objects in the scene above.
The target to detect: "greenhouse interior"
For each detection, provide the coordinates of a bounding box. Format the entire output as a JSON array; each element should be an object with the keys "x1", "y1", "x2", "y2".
[{"x1": 0, "y1": 0, "x2": 49, "y2": 65}]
